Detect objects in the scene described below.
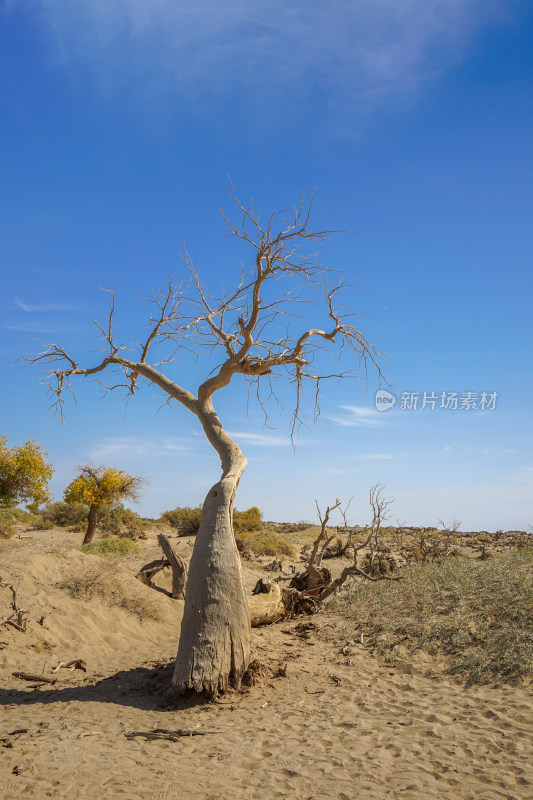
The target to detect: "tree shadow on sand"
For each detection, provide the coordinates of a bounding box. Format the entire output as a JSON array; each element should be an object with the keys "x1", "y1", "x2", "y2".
[{"x1": 0, "y1": 660, "x2": 209, "y2": 712}]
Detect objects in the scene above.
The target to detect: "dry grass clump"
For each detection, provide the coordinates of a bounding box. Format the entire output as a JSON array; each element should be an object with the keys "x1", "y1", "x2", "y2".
[
  {"x1": 329, "y1": 549, "x2": 533, "y2": 685},
  {"x1": 237, "y1": 528, "x2": 296, "y2": 558},
  {"x1": 58, "y1": 560, "x2": 163, "y2": 622},
  {"x1": 0, "y1": 508, "x2": 42, "y2": 537},
  {"x1": 0, "y1": 512, "x2": 15, "y2": 539}
]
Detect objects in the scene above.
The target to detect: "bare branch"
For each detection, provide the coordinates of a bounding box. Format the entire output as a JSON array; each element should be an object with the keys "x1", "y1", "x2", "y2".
[{"x1": 26, "y1": 191, "x2": 384, "y2": 455}]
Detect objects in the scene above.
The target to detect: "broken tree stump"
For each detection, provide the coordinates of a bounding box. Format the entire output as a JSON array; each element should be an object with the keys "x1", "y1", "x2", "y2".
[
  {"x1": 157, "y1": 534, "x2": 187, "y2": 599},
  {"x1": 249, "y1": 580, "x2": 287, "y2": 627},
  {"x1": 136, "y1": 535, "x2": 187, "y2": 599},
  {"x1": 248, "y1": 579, "x2": 317, "y2": 626}
]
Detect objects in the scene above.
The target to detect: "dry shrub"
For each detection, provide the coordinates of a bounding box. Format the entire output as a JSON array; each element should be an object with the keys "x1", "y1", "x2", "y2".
[
  {"x1": 323, "y1": 535, "x2": 351, "y2": 559},
  {"x1": 58, "y1": 560, "x2": 162, "y2": 622},
  {"x1": 0, "y1": 508, "x2": 43, "y2": 536},
  {"x1": 402, "y1": 529, "x2": 455, "y2": 564},
  {"x1": 360, "y1": 546, "x2": 398, "y2": 576},
  {"x1": 328, "y1": 549, "x2": 533, "y2": 685},
  {"x1": 276, "y1": 522, "x2": 311, "y2": 533},
  {"x1": 0, "y1": 512, "x2": 15, "y2": 539},
  {"x1": 237, "y1": 528, "x2": 296, "y2": 558}
]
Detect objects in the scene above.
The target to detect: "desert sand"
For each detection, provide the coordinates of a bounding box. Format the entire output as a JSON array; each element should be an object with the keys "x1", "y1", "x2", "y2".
[{"x1": 1, "y1": 527, "x2": 532, "y2": 800}]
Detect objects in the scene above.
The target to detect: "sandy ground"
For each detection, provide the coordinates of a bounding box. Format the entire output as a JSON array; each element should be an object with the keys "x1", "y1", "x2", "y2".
[{"x1": 1, "y1": 527, "x2": 532, "y2": 800}]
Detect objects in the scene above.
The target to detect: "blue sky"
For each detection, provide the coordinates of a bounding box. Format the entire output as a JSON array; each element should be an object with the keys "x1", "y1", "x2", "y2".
[{"x1": 1, "y1": 0, "x2": 532, "y2": 530}]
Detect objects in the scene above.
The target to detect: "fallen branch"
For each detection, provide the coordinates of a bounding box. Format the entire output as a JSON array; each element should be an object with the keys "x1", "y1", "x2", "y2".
[
  {"x1": 1, "y1": 580, "x2": 29, "y2": 632},
  {"x1": 12, "y1": 672, "x2": 57, "y2": 685},
  {"x1": 12, "y1": 760, "x2": 33, "y2": 775},
  {"x1": 0, "y1": 580, "x2": 18, "y2": 611},
  {"x1": 125, "y1": 728, "x2": 216, "y2": 742}
]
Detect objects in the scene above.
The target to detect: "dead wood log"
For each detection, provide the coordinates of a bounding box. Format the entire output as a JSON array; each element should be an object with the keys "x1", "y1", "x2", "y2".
[
  {"x1": 249, "y1": 580, "x2": 286, "y2": 627},
  {"x1": 12, "y1": 672, "x2": 57, "y2": 684},
  {"x1": 51, "y1": 659, "x2": 87, "y2": 674},
  {"x1": 136, "y1": 558, "x2": 169, "y2": 587},
  {"x1": 157, "y1": 534, "x2": 187, "y2": 599},
  {"x1": 249, "y1": 580, "x2": 318, "y2": 626}
]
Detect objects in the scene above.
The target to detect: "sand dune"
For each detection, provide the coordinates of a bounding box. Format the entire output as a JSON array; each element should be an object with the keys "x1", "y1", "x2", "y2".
[{"x1": 1, "y1": 528, "x2": 532, "y2": 799}]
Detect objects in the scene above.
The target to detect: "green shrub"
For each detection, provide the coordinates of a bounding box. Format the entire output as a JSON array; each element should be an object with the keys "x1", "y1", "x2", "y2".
[
  {"x1": 98, "y1": 505, "x2": 147, "y2": 539},
  {"x1": 233, "y1": 506, "x2": 263, "y2": 533},
  {"x1": 81, "y1": 537, "x2": 141, "y2": 557},
  {"x1": 33, "y1": 515, "x2": 55, "y2": 530},
  {"x1": 40, "y1": 501, "x2": 147, "y2": 539},
  {"x1": 41, "y1": 501, "x2": 88, "y2": 530},
  {"x1": 160, "y1": 506, "x2": 202, "y2": 536},
  {"x1": 160, "y1": 504, "x2": 264, "y2": 537}
]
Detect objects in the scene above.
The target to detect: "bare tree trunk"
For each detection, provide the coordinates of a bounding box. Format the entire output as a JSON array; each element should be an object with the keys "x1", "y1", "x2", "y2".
[
  {"x1": 83, "y1": 505, "x2": 98, "y2": 545},
  {"x1": 172, "y1": 400, "x2": 251, "y2": 696},
  {"x1": 157, "y1": 533, "x2": 188, "y2": 599}
]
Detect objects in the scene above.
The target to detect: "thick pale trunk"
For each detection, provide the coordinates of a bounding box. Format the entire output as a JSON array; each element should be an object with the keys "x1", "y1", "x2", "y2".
[
  {"x1": 172, "y1": 400, "x2": 251, "y2": 696},
  {"x1": 83, "y1": 505, "x2": 98, "y2": 545},
  {"x1": 249, "y1": 581, "x2": 287, "y2": 627}
]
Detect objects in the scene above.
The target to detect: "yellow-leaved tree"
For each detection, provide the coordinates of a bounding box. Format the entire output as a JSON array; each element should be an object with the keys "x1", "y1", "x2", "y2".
[
  {"x1": 64, "y1": 465, "x2": 144, "y2": 544},
  {"x1": 0, "y1": 435, "x2": 54, "y2": 512}
]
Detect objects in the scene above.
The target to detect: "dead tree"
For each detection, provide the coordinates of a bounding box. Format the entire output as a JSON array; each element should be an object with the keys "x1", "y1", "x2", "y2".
[
  {"x1": 26, "y1": 191, "x2": 383, "y2": 696},
  {"x1": 249, "y1": 486, "x2": 400, "y2": 625}
]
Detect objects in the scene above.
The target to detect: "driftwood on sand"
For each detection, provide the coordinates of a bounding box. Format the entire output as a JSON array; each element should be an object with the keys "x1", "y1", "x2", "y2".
[
  {"x1": 125, "y1": 729, "x2": 216, "y2": 742},
  {"x1": 0, "y1": 579, "x2": 29, "y2": 632}
]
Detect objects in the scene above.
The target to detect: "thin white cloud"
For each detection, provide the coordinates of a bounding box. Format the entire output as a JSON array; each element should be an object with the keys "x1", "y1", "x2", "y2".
[
  {"x1": 89, "y1": 436, "x2": 190, "y2": 460},
  {"x1": 512, "y1": 465, "x2": 533, "y2": 483},
  {"x1": 328, "y1": 405, "x2": 385, "y2": 427},
  {"x1": 327, "y1": 467, "x2": 360, "y2": 475},
  {"x1": 12, "y1": 297, "x2": 79, "y2": 313},
  {"x1": 228, "y1": 430, "x2": 291, "y2": 447},
  {"x1": 353, "y1": 453, "x2": 392, "y2": 460},
  {"x1": 4, "y1": 322, "x2": 79, "y2": 333},
  {"x1": 20, "y1": 1, "x2": 505, "y2": 118}
]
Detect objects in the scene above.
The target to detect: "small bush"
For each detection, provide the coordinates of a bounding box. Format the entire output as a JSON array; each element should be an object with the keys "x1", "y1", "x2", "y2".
[
  {"x1": 40, "y1": 501, "x2": 88, "y2": 530},
  {"x1": 33, "y1": 515, "x2": 55, "y2": 530},
  {"x1": 81, "y1": 537, "x2": 141, "y2": 557},
  {"x1": 160, "y1": 505, "x2": 264, "y2": 537},
  {"x1": 98, "y1": 505, "x2": 148, "y2": 539},
  {"x1": 233, "y1": 506, "x2": 263, "y2": 533},
  {"x1": 0, "y1": 511, "x2": 15, "y2": 538},
  {"x1": 278, "y1": 522, "x2": 311, "y2": 533},
  {"x1": 160, "y1": 506, "x2": 202, "y2": 536},
  {"x1": 237, "y1": 528, "x2": 296, "y2": 558}
]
